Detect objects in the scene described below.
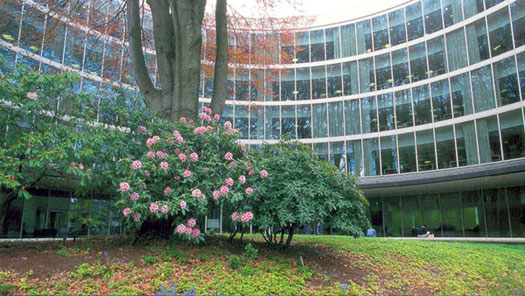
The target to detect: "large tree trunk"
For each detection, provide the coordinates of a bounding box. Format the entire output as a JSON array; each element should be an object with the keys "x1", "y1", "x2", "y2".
[
  {"x1": 128, "y1": 0, "x2": 206, "y2": 121},
  {"x1": 0, "y1": 190, "x2": 17, "y2": 235},
  {"x1": 210, "y1": 0, "x2": 228, "y2": 116}
]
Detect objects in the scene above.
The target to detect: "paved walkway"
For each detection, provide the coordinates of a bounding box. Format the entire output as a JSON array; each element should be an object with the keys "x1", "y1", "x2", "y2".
[{"x1": 386, "y1": 237, "x2": 525, "y2": 244}]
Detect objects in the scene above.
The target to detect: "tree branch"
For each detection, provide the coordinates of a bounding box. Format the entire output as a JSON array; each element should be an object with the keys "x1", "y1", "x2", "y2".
[{"x1": 210, "y1": 0, "x2": 228, "y2": 116}]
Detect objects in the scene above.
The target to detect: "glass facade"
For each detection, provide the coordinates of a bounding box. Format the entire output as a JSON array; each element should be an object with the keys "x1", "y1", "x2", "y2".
[{"x1": 1, "y1": 0, "x2": 524, "y2": 237}]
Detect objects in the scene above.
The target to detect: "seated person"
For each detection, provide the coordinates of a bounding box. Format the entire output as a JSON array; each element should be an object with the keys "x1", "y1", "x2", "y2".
[
  {"x1": 366, "y1": 228, "x2": 377, "y2": 237},
  {"x1": 416, "y1": 225, "x2": 432, "y2": 238}
]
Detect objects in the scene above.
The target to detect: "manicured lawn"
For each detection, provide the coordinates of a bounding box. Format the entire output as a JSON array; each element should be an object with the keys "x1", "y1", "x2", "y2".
[{"x1": 0, "y1": 235, "x2": 523, "y2": 295}]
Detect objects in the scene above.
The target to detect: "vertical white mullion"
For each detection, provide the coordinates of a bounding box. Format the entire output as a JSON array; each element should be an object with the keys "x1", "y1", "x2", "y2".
[
  {"x1": 79, "y1": 0, "x2": 92, "y2": 90},
  {"x1": 411, "y1": 90, "x2": 420, "y2": 172},
  {"x1": 14, "y1": 2, "x2": 26, "y2": 67},
  {"x1": 38, "y1": 10, "x2": 49, "y2": 72},
  {"x1": 376, "y1": 95, "x2": 382, "y2": 175}
]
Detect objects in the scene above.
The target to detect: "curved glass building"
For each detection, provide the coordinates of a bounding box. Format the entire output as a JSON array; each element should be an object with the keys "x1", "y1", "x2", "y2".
[{"x1": 1, "y1": 0, "x2": 524, "y2": 238}]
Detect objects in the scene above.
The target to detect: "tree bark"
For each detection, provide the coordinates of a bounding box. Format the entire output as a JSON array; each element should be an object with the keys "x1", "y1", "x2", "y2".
[
  {"x1": 284, "y1": 225, "x2": 294, "y2": 250},
  {"x1": 0, "y1": 191, "x2": 17, "y2": 236},
  {"x1": 210, "y1": 0, "x2": 228, "y2": 116}
]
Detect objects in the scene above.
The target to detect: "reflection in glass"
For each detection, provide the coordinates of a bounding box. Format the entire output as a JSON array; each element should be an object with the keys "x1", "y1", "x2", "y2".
[
  {"x1": 417, "y1": 129, "x2": 436, "y2": 171},
  {"x1": 295, "y1": 68, "x2": 310, "y2": 100},
  {"x1": 442, "y1": 0, "x2": 464, "y2": 27},
  {"x1": 398, "y1": 132, "x2": 417, "y2": 173},
  {"x1": 363, "y1": 138, "x2": 380, "y2": 176},
  {"x1": 344, "y1": 99, "x2": 361, "y2": 135},
  {"x1": 373, "y1": 14, "x2": 389, "y2": 50},
  {"x1": 347, "y1": 140, "x2": 363, "y2": 176},
  {"x1": 466, "y1": 19, "x2": 489, "y2": 65},
  {"x1": 406, "y1": 2, "x2": 424, "y2": 41},
  {"x1": 446, "y1": 28, "x2": 468, "y2": 72},
  {"x1": 359, "y1": 58, "x2": 375, "y2": 93},
  {"x1": 402, "y1": 195, "x2": 421, "y2": 236},
  {"x1": 356, "y1": 19, "x2": 373, "y2": 54},
  {"x1": 343, "y1": 61, "x2": 359, "y2": 95},
  {"x1": 409, "y1": 43, "x2": 427, "y2": 82},
  {"x1": 507, "y1": 186, "x2": 525, "y2": 237},
  {"x1": 493, "y1": 57, "x2": 520, "y2": 106},
  {"x1": 327, "y1": 64, "x2": 342, "y2": 97},
  {"x1": 295, "y1": 32, "x2": 309, "y2": 63},
  {"x1": 375, "y1": 53, "x2": 392, "y2": 90},
  {"x1": 456, "y1": 121, "x2": 479, "y2": 166},
  {"x1": 477, "y1": 115, "x2": 501, "y2": 163},
  {"x1": 471, "y1": 66, "x2": 495, "y2": 112},
  {"x1": 463, "y1": 0, "x2": 484, "y2": 19},
  {"x1": 328, "y1": 101, "x2": 344, "y2": 137},
  {"x1": 249, "y1": 105, "x2": 264, "y2": 140},
  {"x1": 450, "y1": 73, "x2": 473, "y2": 117},
  {"x1": 368, "y1": 198, "x2": 383, "y2": 237},
  {"x1": 314, "y1": 143, "x2": 328, "y2": 161},
  {"x1": 389, "y1": 9, "x2": 406, "y2": 46},
  {"x1": 412, "y1": 85, "x2": 432, "y2": 125},
  {"x1": 423, "y1": 0, "x2": 443, "y2": 34},
  {"x1": 281, "y1": 69, "x2": 294, "y2": 101},
  {"x1": 234, "y1": 105, "x2": 249, "y2": 138},
  {"x1": 281, "y1": 105, "x2": 296, "y2": 139},
  {"x1": 421, "y1": 194, "x2": 441, "y2": 236},
  {"x1": 392, "y1": 49, "x2": 410, "y2": 86},
  {"x1": 499, "y1": 110, "x2": 525, "y2": 160},
  {"x1": 381, "y1": 135, "x2": 398, "y2": 175},
  {"x1": 431, "y1": 79, "x2": 452, "y2": 122},
  {"x1": 361, "y1": 96, "x2": 378, "y2": 133},
  {"x1": 395, "y1": 89, "x2": 413, "y2": 128},
  {"x1": 378, "y1": 93, "x2": 394, "y2": 131},
  {"x1": 311, "y1": 66, "x2": 326, "y2": 99},
  {"x1": 462, "y1": 191, "x2": 486, "y2": 237},
  {"x1": 484, "y1": 189, "x2": 510, "y2": 237},
  {"x1": 265, "y1": 106, "x2": 280, "y2": 140},
  {"x1": 313, "y1": 103, "x2": 328, "y2": 138},
  {"x1": 440, "y1": 193, "x2": 463, "y2": 237},
  {"x1": 325, "y1": 27, "x2": 340, "y2": 60},
  {"x1": 511, "y1": 1, "x2": 525, "y2": 48},
  {"x1": 383, "y1": 196, "x2": 402, "y2": 237},
  {"x1": 310, "y1": 30, "x2": 325, "y2": 62},
  {"x1": 487, "y1": 8, "x2": 513, "y2": 57},
  {"x1": 341, "y1": 24, "x2": 357, "y2": 57},
  {"x1": 427, "y1": 36, "x2": 447, "y2": 77},
  {"x1": 330, "y1": 141, "x2": 346, "y2": 171},
  {"x1": 436, "y1": 126, "x2": 456, "y2": 169},
  {"x1": 297, "y1": 105, "x2": 312, "y2": 139}
]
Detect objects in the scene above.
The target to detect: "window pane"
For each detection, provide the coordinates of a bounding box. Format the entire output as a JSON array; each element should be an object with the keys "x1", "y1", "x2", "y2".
[
  {"x1": 280, "y1": 105, "x2": 295, "y2": 139},
  {"x1": 446, "y1": 28, "x2": 468, "y2": 72},
  {"x1": 484, "y1": 189, "x2": 510, "y2": 237},
  {"x1": 381, "y1": 135, "x2": 398, "y2": 175},
  {"x1": 378, "y1": 93, "x2": 394, "y2": 131},
  {"x1": 361, "y1": 96, "x2": 378, "y2": 133},
  {"x1": 364, "y1": 138, "x2": 380, "y2": 176},
  {"x1": 344, "y1": 99, "x2": 361, "y2": 135},
  {"x1": 398, "y1": 132, "x2": 417, "y2": 173},
  {"x1": 265, "y1": 106, "x2": 280, "y2": 139},
  {"x1": 462, "y1": 190, "x2": 486, "y2": 237},
  {"x1": 341, "y1": 24, "x2": 357, "y2": 57},
  {"x1": 421, "y1": 194, "x2": 441, "y2": 236},
  {"x1": 477, "y1": 115, "x2": 501, "y2": 163},
  {"x1": 413, "y1": 85, "x2": 432, "y2": 125},
  {"x1": 402, "y1": 195, "x2": 421, "y2": 236},
  {"x1": 417, "y1": 129, "x2": 436, "y2": 171},
  {"x1": 314, "y1": 143, "x2": 329, "y2": 161},
  {"x1": 327, "y1": 64, "x2": 342, "y2": 97},
  {"x1": 511, "y1": 1, "x2": 525, "y2": 48},
  {"x1": 297, "y1": 104, "x2": 312, "y2": 139},
  {"x1": 409, "y1": 43, "x2": 428, "y2": 82},
  {"x1": 0, "y1": 0, "x2": 22, "y2": 45},
  {"x1": 427, "y1": 36, "x2": 447, "y2": 77},
  {"x1": 368, "y1": 198, "x2": 383, "y2": 237},
  {"x1": 347, "y1": 140, "x2": 363, "y2": 176},
  {"x1": 456, "y1": 121, "x2": 479, "y2": 166},
  {"x1": 43, "y1": 17, "x2": 66, "y2": 63},
  {"x1": 499, "y1": 110, "x2": 525, "y2": 160},
  {"x1": 311, "y1": 66, "x2": 326, "y2": 99},
  {"x1": 330, "y1": 141, "x2": 346, "y2": 171},
  {"x1": 471, "y1": 65, "x2": 495, "y2": 112},
  {"x1": 325, "y1": 27, "x2": 340, "y2": 60},
  {"x1": 487, "y1": 8, "x2": 513, "y2": 57},
  {"x1": 392, "y1": 48, "x2": 410, "y2": 86},
  {"x1": 519, "y1": 53, "x2": 525, "y2": 98},
  {"x1": 20, "y1": 5, "x2": 46, "y2": 54},
  {"x1": 280, "y1": 70, "x2": 294, "y2": 101},
  {"x1": 451, "y1": 73, "x2": 473, "y2": 117},
  {"x1": 423, "y1": 0, "x2": 443, "y2": 34},
  {"x1": 235, "y1": 69, "x2": 249, "y2": 101},
  {"x1": 249, "y1": 105, "x2": 264, "y2": 140},
  {"x1": 295, "y1": 32, "x2": 309, "y2": 63},
  {"x1": 436, "y1": 125, "x2": 456, "y2": 169},
  {"x1": 234, "y1": 105, "x2": 249, "y2": 138},
  {"x1": 431, "y1": 79, "x2": 452, "y2": 122},
  {"x1": 463, "y1": 0, "x2": 484, "y2": 19},
  {"x1": 466, "y1": 19, "x2": 489, "y2": 65},
  {"x1": 313, "y1": 103, "x2": 328, "y2": 138},
  {"x1": 440, "y1": 193, "x2": 463, "y2": 237},
  {"x1": 373, "y1": 14, "x2": 389, "y2": 50},
  {"x1": 485, "y1": 0, "x2": 504, "y2": 9},
  {"x1": 359, "y1": 58, "x2": 376, "y2": 93},
  {"x1": 383, "y1": 196, "x2": 403, "y2": 237},
  {"x1": 507, "y1": 186, "x2": 525, "y2": 237},
  {"x1": 395, "y1": 89, "x2": 413, "y2": 128},
  {"x1": 356, "y1": 19, "x2": 373, "y2": 54},
  {"x1": 310, "y1": 29, "x2": 325, "y2": 62},
  {"x1": 342, "y1": 61, "x2": 359, "y2": 95},
  {"x1": 328, "y1": 101, "x2": 344, "y2": 137},
  {"x1": 295, "y1": 68, "x2": 310, "y2": 100},
  {"x1": 406, "y1": 2, "x2": 424, "y2": 41},
  {"x1": 442, "y1": 0, "x2": 464, "y2": 27},
  {"x1": 493, "y1": 57, "x2": 520, "y2": 106},
  {"x1": 0, "y1": 195, "x2": 23, "y2": 238},
  {"x1": 64, "y1": 26, "x2": 86, "y2": 70},
  {"x1": 22, "y1": 192, "x2": 49, "y2": 238},
  {"x1": 389, "y1": 9, "x2": 406, "y2": 46},
  {"x1": 375, "y1": 53, "x2": 392, "y2": 90}
]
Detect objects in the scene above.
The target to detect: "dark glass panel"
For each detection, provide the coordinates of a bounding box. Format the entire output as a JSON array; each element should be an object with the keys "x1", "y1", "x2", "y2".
[
  {"x1": 380, "y1": 135, "x2": 398, "y2": 175},
  {"x1": 442, "y1": 0, "x2": 464, "y2": 27},
  {"x1": 436, "y1": 126, "x2": 456, "y2": 169},
  {"x1": 310, "y1": 29, "x2": 325, "y2": 62},
  {"x1": 328, "y1": 101, "x2": 344, "y2": 137},
  {"x1": 499, "y1": 110, "x2": 525, "y2": 160},
  {"x1": 493, "y1": 57, "x2": 520, "y2": 106},
  {"x1": 446, "y1": 28, "x2": 468, "y2": 72},
  {"x1": 361, "y1": 96, "x2": 378, "y2": 133},
  {"x1": 398, "y1": 132, "x2": 417, "y2": 173},
  {"x1": 234, "y1": 105, "x2": 249, "y2": 138},
  {"x1": 431, "y1": 79, "x2": 452, "y2": 122},
  {"x1": 373, "y1": 14, "x2": 389, "y2": 50},
  {"x1": 281, "y1": 105, "x2": 296, "y2": 139},
  {"x1": 487, "y1": 8, "x2": 513, "y2": 57},
  {"x1": 466, "y1": 19, "x2": 489, "y2": 65},
  {"x1": 342, "y1": 61, "x2": 359, "y2": 95},
  {"x1": 295, "y1": 67, "x2": 310, "y2": 100},
  {"x1": 378, "y1": 93, "x2": 394, "y2": 131},
  {"x1": 409, "y1": 43, "x2": 427, "y2": 82},
  {"x1": 313, "y1": 103, "x2": 328, "y2": 138},
  {"x1": 0, "y1": 195, "x2": 23, "y2": 238},
  {"x1": 297, "y1": 104, "x2": 312, "y2": 139},
  {"x1": 383, "y1": 196, "x2": 403, "y2": 237},
  {"x1": 507, "y1": 186, "x2": 525, "y2": 237},
  {"x1": 413, "y1": 85, "x2": 432, "y2": 125},
  {"x1": 456, "y1": 121, "x2": 479, "y2": 166},
  {"x1": 295, "y1": 32, "x2": 309, "y2": 63},
  {"x1": 484, "y1": 189, "x2": 510, "y2": 237},
  {"x1": 325, "y1": 27, "x2": 340, "y2": 60},
  {"x1": 392, "y1": 48, "x2": 410, "y2": 86},
  {"x1": 511, "y1": 1, "x2": 525, "y2": 48},
  {"x1": 462, "y1": 191, "x2": 487, "y2": 237},
  {"x1": 327, "y1": 64, "x2": 342, "y2": 97},
  {"x1": 340, "y1": 24, "x2": 357, "y2": 57},
  {"x1": 406, "y1": 2, "x2": 424, "y2": 41},
  {"x1": 423, "y1": 0, "x2": 443, "y2": 34},
  {"x1": 330, "y1": 141, "x2": 346, "y2": 171},
  {"x1": 402, "y1": 195, "x2": 421, "y2": 237},
  {"x1": 368, "y1": 198, "x2": 383, "y2": 237},
  {"x1": 375, "y1": 53, "x2": 392, "y2": 90},
  {"x1": 363, "y1": 138, "x2": 380, "y2": 176},
  {"x1": 395, "y1": 89, "x2": 413, "y2": 128},
  {"x1": 471, "y1": 65, "x2": 495, "y2": 112},
  {"x1": 440, "y1": 193, "x2": 463, "y2": 237},
  {"x1": 281, "y1": 69, "x2": 295, "y2": 101},
  {"x1": 417, "y1": 129, "x2": 436, "y2": 171},
  {"x1": 477, "y1": 115, "x2": 502, "y2": 163},
  {"x1": 359, "y1": 58, "x2": 375, "y2": 93},
  {"x1": 427, "y1": 36, "x2": 447, "y2": 77},
  {"x1": 314, "y1": 143, "x2": 328, "y2": 161},
  {"x1": 249, "y1": 105, "x2": 264, "y2": 140},
  {"x1": 344, "y1": 99, "x2": 361, "y2": 135},
  {"x1": 356, "y1": 20, "x2": 373, "y2": 54},
  {"x1": 388, "y1": 9, "x2": 406, "y2": 46},
  {"x1": 346, "y1": 140, "x2": 363, "y2": 176},
  {"x1": 450, "y1": 73, "x2": 473, "y2": 117},
  {"x1": 421, "y1": 194, "x2": 441, "y2": 236},
  {"x1": 463, "y1": 0, "x2": 484, "y2": 19},
  {"x1": 311, "y1": 66, "x2": 326, "y2": 99}
]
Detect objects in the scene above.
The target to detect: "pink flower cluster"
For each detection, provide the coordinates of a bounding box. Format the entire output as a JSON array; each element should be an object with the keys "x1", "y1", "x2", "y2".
[
  {"x1": 176, "y1": 219, "x2": 200, "y2": 237},
  {"x1": 156, "y1": 151, "x2": 167, "y2": 159},
  {"x1": 245, "y1": 187, "x2": 253, "y2": 195},
  {"x1": 146, "y1": 135, "x2": 160, "y2": 147},
  {"x1": 214, "y1": 114, "x2": 220, "y2": 121},
  {"x1": 192, "y1": 188, "x2": 202, "y2": 198},
  {"x1": 183, "y1": 169, "x2": 191, "y2": 178},
  {"x1": 137, "y1": 125, "x2": 147, "y2": 134},
  {"x1": 241, "y1": 212, "x2": 254, "y2": 223},
  {"x1": 199, "y1": 113, "x2": 211, "y2": 121},
  {"x1": 180, "y1": 200, "x2": 187, "y2": 209},
  {"x1": 160, "y1": 161, "x2": 169, "y2": 171},
  {"x1": 178, "y1": 153, "x2": 187, "y2": 162},
  {"x1": 123, "y1": 208, "x2": 131, "y2": 217},
  {"x1": 119, "y1": 182, "x2": 130, "y2": 192},
  {"x1": 147, "y1": 151, "x2": 155, "y2": 159},
  {"x1": 26, "y1": 92, "x2": 38, "y2": 101},
  {"x1": 172, "y1": 130, "x2": 184, "y2": 144},
  {"x1": 224, "y1": 152, "x2": 233, "y2": 160},
  {"x1": 220, "y1": 185, "x2": 229, "y2": 195},
  {"x1": 164, "y1": 186, "x2": 171, "y2": 195},
  {"x1": 150, "y1": 202, "x2": 159, "y2": 213},
  {"x1": 187, "y1": 218, "x2": 196, "y2": 228},
  {"x1": 202, "y1": 106, "x2": 212, "y2": 115},
  {"x1": 231, "y1": 212, "x2": 239, "y2": 221},
  {"x1": 224, "y1": 121, "x2": 232, "y2": 128},
  {"x1": 225, "y1": 178, "x2": 234, "y2": 187},
  {"x1": 179, "y1": 117, "x2": 187, "y2": 123},
  {"x1": 238, "y1": 175, "x2": 246, "y2": 184},
  {"x1": 161, "y1": 205, "x2": 169, "y2": 214},
  {"x1": 212, "y1": 190, "x2": 221, "y2": 200},
  {"x1": 132, "y1": 160, "x2": 142, "y2": 170},
  {"x1": 133, "y1": 213, "x2": 141, "y2": 222},
  {"x1": 229, "y1": 162, "x2": 237, "y2": 168},
  {"x1": 260, "y1": 170, "x2": 268, "y2": 178},
  {"x1": 130, "y1": 192, "x2": 139, "y2": 201},
  {"x1": 190, "y1": 152, "x2": 199, "y2": 162},
  {"x1": 194, "y1": 126, "x2": 207, "y2": 135}
]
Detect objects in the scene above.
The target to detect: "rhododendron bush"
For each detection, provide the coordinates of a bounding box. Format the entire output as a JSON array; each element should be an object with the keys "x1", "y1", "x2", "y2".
[{"x1": 115, "y1": 107, "x2": 264, "y2": 242}]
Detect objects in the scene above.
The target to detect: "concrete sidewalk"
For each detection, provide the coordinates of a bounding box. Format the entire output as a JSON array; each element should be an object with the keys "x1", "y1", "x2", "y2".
[{"x1": 386, "y1": 237, "x2": 525, "y2": 244}]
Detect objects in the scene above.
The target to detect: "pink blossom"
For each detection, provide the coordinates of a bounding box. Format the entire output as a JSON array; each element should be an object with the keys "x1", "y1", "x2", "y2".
[
  {"x1": 249, "y1": 170, "x2": 255, "y2": 176},
  {"x1": 176, "y1": 224, "x2": 186, "y2": 234},
  {"x1": 238, "y1": 175, "x2": 246, "y2": 184},
  {"x1": 190, "y1": 152, "x2": 198, "y2": 162},
  {"x1": 174, "y1": 148, "x2": 180, "y2": 154},
  {"x1": 179, "y1": 117, "x2": 187, "y2": 123},
  {"x1": 187, "y1": 218, "x2": 196, "y2": 228},
  {"x1": 200, "y1": 194, "x2": 206, "y2": 200},
  {"x1": 119, "y1": 182, "x2": 130, "y2": 192},
  {"x1": 176, "y1": 136, "x2": 184, "y2": 144},
  {"x1": 192, "y1": 228, "x2": 200, "y2": 237},
  {"x1": 130, "y1": 192, "x2": 139, "y2": 201},
  {"x1": 241, "y1": 212, "x2": 254, "y2": 223},
  {"x1": 156, "y1": 151, "x2": 167, "y2": 159},
  {"x1": 166, "y1": 137, "x2": 173, "y2": 145},
  {"x1": 161, "y1": 205, "x2": 169, "y2": 214},
  {"x1": 26, "y1": 92, "x2": 38, "y2": 100},
  {"x1": 123, "y1": 208, "x2": 131, "y2": 217},
  {"x1": 204, "y1": 167, "x2": 209, "y2": 172},
  {"x1": 184, "y1": 227, "x2": 192, "y2": 235},
  {"x1": 175, "y1": 176, "x2": 181, "y2": 181},
  {"x1": 137, "y1": 125, "x2": 147, "y2": 134},
  {"x1": 205, "y1": 114, "x2": 211, "y2": 121},
  {"x1": 140, "y1": 183, "x2": 147, "y2": 189},
  {"x1": 147, "y1": 151, "x2": 155, "y2": 159},
  {"x1": 229, "y1": 162, "x2": 237, "y2": 168},
  {"x1": 224, "y1": 121, "x2": 232, "y2": 128},
  {"x1": 188, "y1": 120, "x2": 194, "y2": 125},
  {"x1": 192, "y1": 188, "x2": 202, "y2": 198},
  {"x1": 202, "y1": 106, "x2": 212, "y2": 114},
  {"x1": 78, "y1": 163, "x2": 84, "y2": 170},
  {"x1": 149, "y1": 202, "x2": 159, "y2": 213},
  {"x1": 246, "y1": 187, "x2": 254, "y2": 195},
  {"x1": 132, "y1": 160, "x2": 142, "y2": 170},
  {"x1": 71, "y1": 161, "x2": 75, "y2": 167},
  {"x1": 164, "y1": 186, "x2": 171, "y2": 195},
  {"x1": 10, "y1": 175, "x2": 14, "y2": 180},
  {"x1": 199, "y1": 113, "x2": 207, "y2": 120},
  {"x1": 180, "y1": 200, "x2": 187, "y2": 209},
  {"x1": 183, "y1": 169, "x2": 191, "y2": 178},
  {"x1": 212, "y1": 190, "x2": 221, "y2": 200},
  {"x1": 220, "y1": 185, "x2": 229, "y2": 195},
  {"x1": 224, "y1": 152, "x2": 233, "y2": 160},
  {"x1": 225, "y1": 178, "x2": 234, "y2": 187},
  {"x1": 178, "y1": 153, "x2": 187, "y2": 162},
  {"x1": 214, "y1": 114, "x2": 220, "y2": 121},
  {"x1": 145, "y1": 171, "x2": 150, "y2": 177},
  {"x1": 194, "y1": 126, "x2": 206, "y2": 135},
  {"x1": 260, "y1": 170, "x2": 268, "y2": 178},
  {"x1": 160, "y1": 161, "x2": 169, "y2": 171},
  {"x1": 206, "y1": 125, "x2": 213, "y2": 131},
  {"x1": 231, "y1": 212, "x2": 239, "y2": 221},
  {"x1": 133, "y1": 213, "x2": 141, "y2": 222}
]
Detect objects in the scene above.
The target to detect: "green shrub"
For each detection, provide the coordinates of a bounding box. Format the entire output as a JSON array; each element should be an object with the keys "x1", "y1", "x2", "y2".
[
  {"x1": 228, "y1": 255, "x2": 242, "y2": 270},
  {"x1": 242, "y1": 243, "x2": 258, "y2": 260},
  {"x1": 57, "y1": 249, "x2": 69, "y2": 257},
  {"x1": 0, "y1": 283, "x2": 14, "y2": 295},
  {"x1": 142, "y1": 256, "x2": 158, "y2": 265}
]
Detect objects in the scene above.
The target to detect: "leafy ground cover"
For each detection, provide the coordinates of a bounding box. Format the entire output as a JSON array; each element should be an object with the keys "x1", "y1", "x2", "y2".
[{"x1": 0, "y1": 235, "x2": 523, "y2": 295}]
